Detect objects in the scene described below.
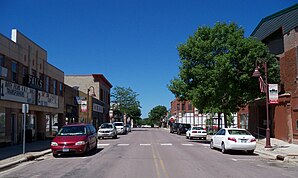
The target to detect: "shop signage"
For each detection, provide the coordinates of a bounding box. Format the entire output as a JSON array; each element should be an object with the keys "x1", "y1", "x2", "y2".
[
  {"x1": 37, "y1": 91, "x2": 58, "y2": 108},
  {"x1": 269, "y1": 84, "x2": 278, "y2": 104},
  {"x1": 25, "y1": 75, "x2": 43, "y2": 90},
  {"x1": 0, "y1": 80, "x2": 36, "y2": 104},
  {"x1": 81, "y1": 100, "x2": 87, "y2": 112},
  {"x1": 93, "y1": 103, "x2": 103, "y2": 113}
]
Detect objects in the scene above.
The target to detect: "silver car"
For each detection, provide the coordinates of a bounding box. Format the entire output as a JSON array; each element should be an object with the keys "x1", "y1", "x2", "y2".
[{"x1": 98, "y1": 123, "x2": 117, "y2": 139}]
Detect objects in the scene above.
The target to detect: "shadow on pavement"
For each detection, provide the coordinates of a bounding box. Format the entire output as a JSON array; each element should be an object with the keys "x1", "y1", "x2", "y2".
[{"x1": 54, "y1": 148, "x2": 104, "y2": 158}]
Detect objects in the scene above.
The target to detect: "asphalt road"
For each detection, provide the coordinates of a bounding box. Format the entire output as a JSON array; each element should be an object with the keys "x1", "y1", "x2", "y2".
[{"x1": 0, "y1": 128, "x2": 297, "y2": 178}]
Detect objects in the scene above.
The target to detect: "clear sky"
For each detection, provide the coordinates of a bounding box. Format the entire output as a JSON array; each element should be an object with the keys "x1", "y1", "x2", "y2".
[{"x1": 1, "y1": 0, "x2": 296, "y2": 118}]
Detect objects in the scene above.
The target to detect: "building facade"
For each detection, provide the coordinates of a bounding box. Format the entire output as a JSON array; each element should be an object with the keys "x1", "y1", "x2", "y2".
[
  {"x1": 0, "y1": 29, "x2": 64, "y2": 146},
  {"x1": 238, "y1": 4, "x2": 298, "y2": 143},
  {"x1": 64, "y1": 74, "x2": 112, "y2": 128}
]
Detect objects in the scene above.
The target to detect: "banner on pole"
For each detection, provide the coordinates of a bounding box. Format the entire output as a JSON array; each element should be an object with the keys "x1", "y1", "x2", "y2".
[{"x1": 269, "y1": 84, "x2": 278, "y2": 104}]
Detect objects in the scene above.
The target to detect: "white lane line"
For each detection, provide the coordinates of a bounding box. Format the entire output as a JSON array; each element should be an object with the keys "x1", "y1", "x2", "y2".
[
  {"x1": 182, "y1": 143, "x2": 194, "y2": 146},
  {"x1": 117, "y1": 144, "x2": 130, "y2": 146},
  {"x1": 98, "y1": 144, "x2": 110, "y2": 146},
  {"x1": 140, "y1": 144, "x2": 151, "y2": 146},
  {"x1": 231, "y1": 158, "x2": 256, "y2": 162},
  {"x1": 160, "y1": 143, "x2": 172, "y2": 146}
]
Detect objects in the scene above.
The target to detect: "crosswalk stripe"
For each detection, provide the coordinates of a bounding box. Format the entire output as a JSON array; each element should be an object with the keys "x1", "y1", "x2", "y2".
[
  {"x1": 98, "y1": 144, "x2": 110, "y2": 146},
  {"x1": 182, "y1": 144, "x2": 193, "y2": 146},
  {"x1": 140, "y1": 144, "x2": 151, "y2": 146},
  {"x1": 117, "y1": 144, "x2": 129, "y2": 146}
]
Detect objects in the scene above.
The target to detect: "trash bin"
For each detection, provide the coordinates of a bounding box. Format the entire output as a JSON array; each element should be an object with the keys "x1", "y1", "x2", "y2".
[{"x1": 25, "y1": 129, "x2": 32, "y2": 142}]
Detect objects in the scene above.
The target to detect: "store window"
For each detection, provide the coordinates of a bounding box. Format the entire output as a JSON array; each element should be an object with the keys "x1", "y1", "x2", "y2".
[{"x1": 11, "y1": 61, "x2": 17, "y2": 82}]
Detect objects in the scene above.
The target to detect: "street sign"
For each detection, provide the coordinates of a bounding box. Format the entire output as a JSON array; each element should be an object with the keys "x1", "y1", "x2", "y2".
[{"x1": 22, "y1": 104, "x2": 29, "y2": 113}]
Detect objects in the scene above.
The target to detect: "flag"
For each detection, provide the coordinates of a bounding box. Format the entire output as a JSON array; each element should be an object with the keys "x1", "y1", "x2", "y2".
[{"x1": 259, "y1": 76, "x2": 266, "y2": 93}]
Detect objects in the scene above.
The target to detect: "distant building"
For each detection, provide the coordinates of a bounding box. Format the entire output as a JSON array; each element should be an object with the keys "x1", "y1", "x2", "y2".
[
  {"x1": 239, "y1": 4, "x2": 298, "y2": 143},
  {"x1": 0, "y1": 29, "x2": 64, "y2": 145},
  {"x1": 64, "y1": 74, "x2": 112, "y2": 127}
]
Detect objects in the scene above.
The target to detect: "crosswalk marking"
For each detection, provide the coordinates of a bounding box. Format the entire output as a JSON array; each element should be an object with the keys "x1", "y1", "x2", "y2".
[
  {"x1": 117, "y1": 144, "x2": 130, "y2": 146},
  {"x1": 182, "y1": 144, "x2": 193, "y2": 146},
  {"x1": 140, "y1": 144, "x2": 151, "y2": 146},
  {"x1": 98, "y1": 144, "x2": 110, "y2": 147},
  {"x1": 160, "y1": 143, "x2": 172, "y2": 146}
]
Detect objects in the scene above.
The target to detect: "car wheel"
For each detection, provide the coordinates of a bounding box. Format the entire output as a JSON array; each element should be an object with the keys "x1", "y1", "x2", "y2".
[
  {"x1": 247, "y1": 150, "x2": 254, "y2": 155},
  {"x1": 210, "y1": 140, "x2": 214, "y2": 149},
  {"x1": 53, "y1": 153, "x2": 58, "y2": 158},
  {"x1": 186, "y1": 135, "x2": 188, "y2": 139},
  {"x1": 113, "y1": 135, "x2": 117, "y2": 139},
  {"x1": 221, "y1": 142, "x2": 226, "y2": 153}
]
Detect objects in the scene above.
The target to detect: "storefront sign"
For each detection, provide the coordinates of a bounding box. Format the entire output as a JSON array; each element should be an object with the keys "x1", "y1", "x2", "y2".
[
  {"x1": 269, "y1": 84, "x2": 278, "y2": 104},
  {"x1": 93, "y1": 103, "x2": 103, "y2": 113},
  {"x1": 27, "y1": 75, "x2": 43, "y2": 90},
  {"x1": 0, "y1": 80, "x2": 36, "y2": 104},
  {"x1": 81, "y1": 100, "x2": 87, "y2": 112},
  {"x1": 37, "y1": 91, "x2": 58, "y2": 108}
]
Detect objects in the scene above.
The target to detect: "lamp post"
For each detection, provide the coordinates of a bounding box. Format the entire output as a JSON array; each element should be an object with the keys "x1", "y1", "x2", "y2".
[
  {"x1": 109, "y1": 109, "x2": 113, "y2": 123},
  {"x1": 252, "y1": 61, "x2": 272, "y2": 148},
  {"x1": 87, "y1": 86, "x2": 96, "y2": 123}
]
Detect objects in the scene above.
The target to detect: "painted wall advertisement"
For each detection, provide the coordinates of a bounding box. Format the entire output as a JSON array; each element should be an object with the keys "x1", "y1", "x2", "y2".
[
  {"x1": 37, "y1": 91, "x2": 59, "y2": 108},
  {"x1": 0, "y1": 80, "x2": 36, "y2": 104},
  {"x1": 269, "y1": 84, "x2": 278, "y2": 104}
]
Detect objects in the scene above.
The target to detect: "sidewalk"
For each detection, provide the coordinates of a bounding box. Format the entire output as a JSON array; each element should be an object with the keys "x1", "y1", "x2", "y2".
[{"x1": 0, "y1": 139, "x2": 52, "y2": 171}]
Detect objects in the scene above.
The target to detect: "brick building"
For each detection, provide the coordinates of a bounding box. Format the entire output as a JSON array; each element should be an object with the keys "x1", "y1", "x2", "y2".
[
  {"x1": 238, "y1": 4, "x2": 298, "y2": 143},
  {"x1": 0, "y1": 29, "x2": 64, "y2": 145},
  {"x1": 64, "y1": 74, "x2": 112, "y2": 128}
]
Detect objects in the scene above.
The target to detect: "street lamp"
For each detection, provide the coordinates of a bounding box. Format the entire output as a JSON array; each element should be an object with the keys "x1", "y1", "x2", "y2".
[
  {"x1": 87, "y1": 86, "x2": 96, "y2": 123},
  {"x1": 109, "y1": 109, "x2": 113, "y2": 123},
  {"x1": 252, "y1": 61, "x2": 272, "y2": 148}
]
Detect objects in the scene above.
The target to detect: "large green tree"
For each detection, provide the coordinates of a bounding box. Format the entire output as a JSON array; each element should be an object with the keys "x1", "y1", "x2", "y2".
[
  {"x1": 168, "y1": 22, "x2": 279, "y2": 122},
  {"x1": 111, "y1": 86, "x2": 141, "y2": 120},
  {"x1": 148, "y1": 105, "x2": 167, "y2": 126}
]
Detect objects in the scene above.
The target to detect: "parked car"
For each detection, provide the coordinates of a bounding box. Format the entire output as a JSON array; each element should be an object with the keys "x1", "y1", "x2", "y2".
[
  {"x1": 169, "y1": 123, "x2": 179, "y2": 133},
  {"x1": 125, "y1": 124, "x2": 132, "y2": 132},
  {"x1": 113, "y1": 122, "x2": 126, "y2": 135},
  {"x1": 51, "y1": 124, "x2": 98, "y2": 157},
  {"x1": 186, "y1": 126, "x2": 207, "y2": 140},
  {"x1": 98, "y1": 123, "x2": 117, "y2": 139},
  {"x1": 177, "y1": 123, "x2": 191, "y2": 135},
  {"x1": 210, "y1": 128, "x2": 256, "y2": 154}
]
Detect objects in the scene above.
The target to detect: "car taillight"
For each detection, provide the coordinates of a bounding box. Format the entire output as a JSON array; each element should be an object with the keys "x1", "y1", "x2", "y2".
[
  {"x1": 251, "y1": 138, "x2": 256, "y2": 142},
  {"x1": 192, "y1": 131, "x2": 197, "y2": 133},
  {"x1": 228, "y1": 137, "x2": 237, "y2": 142}
]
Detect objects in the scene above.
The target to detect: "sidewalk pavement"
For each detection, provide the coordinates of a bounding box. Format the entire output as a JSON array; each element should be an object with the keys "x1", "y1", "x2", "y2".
[
  {"x1": 0, "y1": 139, "x2": 52, "y2": 171},
  {"x1": 1, "y1": 131, "x2": 298, "y2": 172}
]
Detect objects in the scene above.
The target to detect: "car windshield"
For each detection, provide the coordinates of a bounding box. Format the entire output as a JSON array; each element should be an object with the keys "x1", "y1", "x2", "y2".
[
  {"x1": 114, "y1": 123, "x2": 124, "y2": 126},
  {"x1": 100, "y1": 124, "x2": 113, "y2": 128},
  {"x1": 57, "y1": 126, "x2": 86, "y2": 136},
  {"x1": 192, "y1": 127, "x2": 204, "y2": 130},
  {"x1": 228, "y1": 129, "x2": 251, "y2": 135}
]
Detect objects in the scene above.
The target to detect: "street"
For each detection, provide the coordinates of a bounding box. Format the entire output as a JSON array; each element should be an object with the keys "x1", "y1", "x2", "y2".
[{"x1": 0, "y1": 128, "x2": 297, "y2": 178}]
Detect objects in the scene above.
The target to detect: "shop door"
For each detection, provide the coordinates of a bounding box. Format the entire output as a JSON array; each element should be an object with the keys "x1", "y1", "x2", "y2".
[{"x1": 11, "y1": 114, "x2": 17, "y2": 144}]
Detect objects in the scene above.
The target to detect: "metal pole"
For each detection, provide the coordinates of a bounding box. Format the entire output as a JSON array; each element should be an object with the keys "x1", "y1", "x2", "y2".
[
  {"x1": 23, "y1": 113, "x2": 26, "y2": 154},
  {"x1": 264, "y1": 62, "x2": 272, "y2": 148},
  {"x1": 86, "y1": 89, "x2": 89, "y2": 123}
]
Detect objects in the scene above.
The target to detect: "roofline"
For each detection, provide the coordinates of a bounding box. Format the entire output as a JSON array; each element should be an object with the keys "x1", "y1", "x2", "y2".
[
  {"x1": 92, "y1": 74, "x2": 113, "y2": 88},
  {"x1": 251, "y1": 3, "x2": 298, "y2": 36}
]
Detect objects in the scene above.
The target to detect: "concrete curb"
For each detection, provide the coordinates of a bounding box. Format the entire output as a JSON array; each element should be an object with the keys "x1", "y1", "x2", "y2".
[{"x1": 0, "y1": 149, "x2": 52, "y2": 172}]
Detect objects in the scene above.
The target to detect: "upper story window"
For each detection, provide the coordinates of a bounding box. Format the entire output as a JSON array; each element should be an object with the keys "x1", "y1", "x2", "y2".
[
  {"x1": 59, "y1": 82, "x2": 63, "y2": 96},
  {"x1": 0, "y1": 55, "x2": 4, "y2": 66},
  {"x1": 100, "y1": 88, "x2": 104, "y2": 101},
  {"x1": 176, "y1": 103, "x2": 180, "y2": 111},
  {"x1": 31, "y1": 69, "x2": 36, "y2": 76},
  {"x1": 182, "y1": 103, "x2": 185, "y2": 111},
  {"x1": 188, "y1": 103, "x2": 192, "y2": 110},
  {"x1": 45, "y1": 76, "x2": 50, "y2": 93},
  {"x1": 11, "y1": 61, "x2": 17, "y2": 82},
  {"x1": 53, "y1": 79, "x2": 57, "y2": 95}
]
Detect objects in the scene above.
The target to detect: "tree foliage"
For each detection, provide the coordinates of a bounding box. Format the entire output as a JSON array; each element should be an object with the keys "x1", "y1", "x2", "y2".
[
  {"x1": 148, "y1": 105, "x2": 168, "y2": 125},
  {"x1": 111, "y1": 86, "x2": 142, "y2": 119},
  {"x1": 168, "y1": 22, "x2": 279, "y2": 114}
]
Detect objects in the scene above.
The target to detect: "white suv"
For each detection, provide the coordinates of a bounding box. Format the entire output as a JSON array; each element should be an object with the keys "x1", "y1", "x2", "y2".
[{"x1": 113, "y1": 122, "x2": 125, "y2": 134}]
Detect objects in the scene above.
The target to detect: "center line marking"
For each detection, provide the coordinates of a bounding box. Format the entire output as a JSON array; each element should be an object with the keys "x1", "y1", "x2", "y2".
[
  {"x1": 140, "y1": 144, "x2": 151, "y2": 146},
  {"x1": 118, "y1": 144, "x2": 129, "y2": 146},
  {"x1": 98, "y1": 144, "x2": 110, "y2": 146},
  {"x1": 160, "y1": 143, "x2": 172, "y2": 146}
]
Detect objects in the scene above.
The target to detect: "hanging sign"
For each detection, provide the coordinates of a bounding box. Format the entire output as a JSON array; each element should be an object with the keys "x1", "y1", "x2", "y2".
[
  {"x1": 81, "y1": 100, "x2": 87, "y2": 112},
  {"x1": 269, "y1": 84, "x2": 278, "y2": 104}
]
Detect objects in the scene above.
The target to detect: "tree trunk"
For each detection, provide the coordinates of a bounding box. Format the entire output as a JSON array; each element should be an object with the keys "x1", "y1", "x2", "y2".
[
  {"x1": 224, "y1": 113, "x2": 228, "y2": 128},
  {"x1": 217, "y1": 112, "x2": 221, "y2": 131}
]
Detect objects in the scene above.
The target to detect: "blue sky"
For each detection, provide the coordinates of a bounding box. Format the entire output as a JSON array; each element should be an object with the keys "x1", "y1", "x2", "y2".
[{"x1": 1, "y1": 0, "x2": 296, "y2": 118}]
